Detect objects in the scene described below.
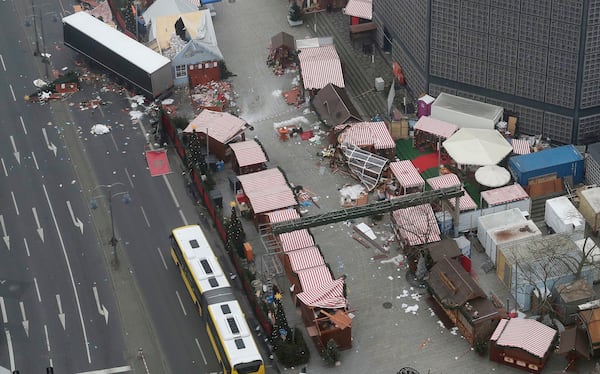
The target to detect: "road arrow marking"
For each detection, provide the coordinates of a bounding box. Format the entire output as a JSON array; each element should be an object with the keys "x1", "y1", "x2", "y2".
[
  {"x1": 41, "y1": 128, "x2": 57, "y2": 157},
  {"x1": 9, "y1": 136, "x2": 20, "y2": 164},
  {"x1": 66, "y1": 201, "x2": 83, "y2": 235},
  {"x1": 92, "y1": 286, "x2": 109, "y2": 325},
  {"x1": 19, "y1": 301, "x2": 29, "y2": 337},
  {"x1": 32, "y1": 207, "x2": 44, "y2": 242},
  {"x1": 0, "y1": 215, "x2": 9, "y2": 250},
  {"x1": 56, "y1": 294, "x2": 65, "y2": 330}
]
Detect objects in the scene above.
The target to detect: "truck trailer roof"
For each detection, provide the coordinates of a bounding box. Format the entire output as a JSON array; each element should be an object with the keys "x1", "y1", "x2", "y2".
[{"x1": 62, "y1": 12, "x2": 170, "y2": 74}]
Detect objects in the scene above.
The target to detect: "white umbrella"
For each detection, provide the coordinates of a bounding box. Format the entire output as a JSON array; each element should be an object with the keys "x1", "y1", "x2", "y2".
[
  {"x1": 442, "y1": 128, "x2": 513, "y2": 166},
  {"x1": 475, "y1": 165, "x2": 511, "y2": 188}
]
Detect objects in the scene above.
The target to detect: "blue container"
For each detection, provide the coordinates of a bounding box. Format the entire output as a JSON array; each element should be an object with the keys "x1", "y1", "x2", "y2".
[{"x1": 508, "y1": 145, "x2": 584, "y2": 186}]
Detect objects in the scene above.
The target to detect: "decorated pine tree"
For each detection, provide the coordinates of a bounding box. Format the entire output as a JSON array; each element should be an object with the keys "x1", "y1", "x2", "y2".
[
  {"x1": 187, "y1": 129, "x2": 205, "y2": 173},
  {"x1": 226, "y1": 205, "x2": 245, "y2": 257},
  {"x1": 273, "y1": 293, "x2": 291, "y2": 340}
]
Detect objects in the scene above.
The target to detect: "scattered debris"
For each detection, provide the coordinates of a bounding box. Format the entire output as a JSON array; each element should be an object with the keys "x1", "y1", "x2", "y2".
[
  {"x1": 190, "y1": 80, "x2": 234, "y2": 112},
  {"x1": 91, "y1": 124, "x2": 110, "y2": 135}
]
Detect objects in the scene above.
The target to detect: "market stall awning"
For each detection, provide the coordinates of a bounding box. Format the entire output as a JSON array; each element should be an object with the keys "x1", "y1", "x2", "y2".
[
  {"x1": 389, "y1": 160, "x2": 425, "y2": 191},
  {"x1": 427, "y1": 173, "x2": 477, "y2": 211},
  {"x1": 391, "y1": 203, "x2": 441, "y2": 246},
  {"x1": 342, "y1": 143, "x2": 389, "y2": 191},
  {"x1": 475, "y1": 165, "x2": 511, "y2": 188},
  {"x1": 286, "y1": 246, "x2": 325, "y2": 272},
  {"x1": 442, "y1": 128, "x2": 512, "y2": 166},
  {"x1": 297, "y1": 44, "x2": 344, "y2": 90},
  {"x1": 337, "y1": 121, "x2": 396, "y2": 150},
  {"x1": 279, "y1": 229, "x2": 315, "y2": 252},
  {"x1": 481, "y1": 184, "x2": 529, "y2": 206},
  {"x1": 184, "y1": 109, "x2": 248, "y2": 144},
  {"x1": 297, "y1": 278, "x2": 347, "y2": 309},
  {"x1": 413, "y1": 116, "x2": 458, "y2": 139},
  {"x1": 511, "y1": 138, "x2": 531, "y2": 155},
  {"x1": 229, "y1": 139, "x2": 268, "y2": 167},
  {"x1": 237, "y1": 168, "x2": 297, "y2": 214},
  {"x1": 296, "y1": 265, "x2": 333, "y2": 292},
  {"x1": 343, "y1": 0, "x2": 373, "y2": 20}
]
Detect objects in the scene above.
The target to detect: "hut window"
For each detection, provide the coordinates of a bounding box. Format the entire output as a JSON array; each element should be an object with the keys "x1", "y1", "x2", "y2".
[
  {"x1": 504, "y1": 357, "x2": 514, "y2": 364},
  {"x1": 175, "y1": 65, "x2": 187, "y2": 78},
  {"x1": 516, "y1": 360, "x2": 526, "y2": 367},
  {"x1": 528, "y1": 364, "x2": 538, "y2": 370}
]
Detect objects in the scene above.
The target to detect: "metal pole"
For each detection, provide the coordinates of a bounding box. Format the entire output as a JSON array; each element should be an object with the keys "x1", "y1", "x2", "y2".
[
  {"x1": 31, "y1": 0, "x2": 40, "y2": 56},
  {"x1": 39, "y1": 7, "x2": 49, "y2": 78},
  {"x1": 108, "y1": 186, "x2": 119, "y2": 266}
]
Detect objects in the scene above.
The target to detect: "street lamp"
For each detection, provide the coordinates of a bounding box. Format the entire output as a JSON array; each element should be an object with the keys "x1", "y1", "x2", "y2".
[
  {"x1": 25, "y1": 1, "x2": 58, "y2": 78},
  {"x1": 90, "y1": 183, "x2": 131, "y2": 267}
]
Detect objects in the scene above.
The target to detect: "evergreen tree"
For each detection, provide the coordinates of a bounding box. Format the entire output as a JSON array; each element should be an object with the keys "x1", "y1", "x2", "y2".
[
  {"x1": 226, "y1": 205, "x2": 245, "y2": 257},
  {"x1": 187, "y1": 129, "x2": 206, "y2": 173},
  {"x1": 415, "y1": 253, "x2": 427, "y2": 281}
]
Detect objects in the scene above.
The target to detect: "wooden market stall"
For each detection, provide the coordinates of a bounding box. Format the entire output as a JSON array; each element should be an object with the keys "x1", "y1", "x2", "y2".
[{"x1": 228, "y1": 139, "x2": 268, "y2": 175}]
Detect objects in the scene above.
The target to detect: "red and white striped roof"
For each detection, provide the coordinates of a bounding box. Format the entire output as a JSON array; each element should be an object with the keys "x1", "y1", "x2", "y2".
[
  {"x1": 297, "y1": 278, "x2": 347, "y2": 309},
  {"x1": 286, "y1": 246, "x2": 325, "y2": 272},
  {"x1": 279, "y1": 229, "x2": 315, "y2": 252},
  {"x1": 491, "y1": 318, "x2": 557, "y2": 358},
  {"x1": 237, "y1": 169, "x2": 297, "y2": 214},
  {"x1": 390, "y1": 160, "x2": 425, "y2": 190},
  {"x1": 343, "y1": 0, "x2": 372, "y2": 20},
  {"x1": 298, "y1": 45, "x2": 344, "y2": 90},
  {"x1": 391, "y1": 204, "x2": 441, "y2": 246},
  {"x1": 414, "y1": 116, "x2": 458, "y2": 139},
  {"x1": 427, "y1": 173, "x2": 477, "y2": 211},
  {"x1": 296, "y1": 265, "x2": 334, "y2": 292},
  {"x1": 338, "y1": 122, "x2": 396, "y2": 150},
  {"x1": 511, "y1": 138, "x2": 531, "y2": 155},
  {"x1": 481, "y1": 184, "x2": 529, "y2": 206},
  {"x1": 229, "y1": 140, "x2": 268, "y2": 167},
  {"x1": 184, "y1": 110, "x2": 248, "y2": 144},
  {"x1": 265, "y1": 208, "x2": 300, "y2": 223}
]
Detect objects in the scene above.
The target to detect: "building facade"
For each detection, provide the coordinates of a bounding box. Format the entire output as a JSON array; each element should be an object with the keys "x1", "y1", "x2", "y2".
[{"x1": 373, "y1": 0, "x2": 600, "y2": 144}]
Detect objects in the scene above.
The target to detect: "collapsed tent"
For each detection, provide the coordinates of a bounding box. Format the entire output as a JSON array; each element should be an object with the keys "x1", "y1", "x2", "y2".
[{"x1": 341, "y1": 143, "x2": 388, "y2": 191}]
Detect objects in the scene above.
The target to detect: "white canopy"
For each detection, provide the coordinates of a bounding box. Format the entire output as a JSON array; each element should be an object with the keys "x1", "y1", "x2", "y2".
[
  {"x1": 443, "y1": 128, "x2": 512, "y2": 166},
  {"x1": 475, "y1": 165, "x2": 511, "y2": 188}
]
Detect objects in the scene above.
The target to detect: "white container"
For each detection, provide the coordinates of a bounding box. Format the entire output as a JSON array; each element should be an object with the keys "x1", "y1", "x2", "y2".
[
  {"x1": 487, "y1": 221, "x2": 542, "y2": 265},
  {"x1": 375, "y1": 77, "x2": 384, "y2": 92},
  {"x1": 477, "y1": 208, "x2": 528, "y2": 263},
  {"x1": 545, "y1": 196, "x2": 585, "y2": 240}
]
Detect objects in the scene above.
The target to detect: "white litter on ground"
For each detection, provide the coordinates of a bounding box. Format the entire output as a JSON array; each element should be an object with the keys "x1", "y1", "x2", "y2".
[
  {"x1": 91, "y1": 124, "x2": 110, "y2": 135},
  {"x1": 450, "y1": 327, "x2": 459, "y2": 335},
  {"x1": 403, "y1": 304, "x2": 419, "y2": 314},
  {"x1": 436, "y1": 320, "x2": 445, "y2": 328},
  {"x1": 381, "y1": 254, "x2": 404, "y2": 266},
  {"x1": 161, "y1": 98, "x2": 174, "y2": 105},
  {"x1": 131, "y1": 95, "x2": 145, "y2": 106},
  {"x1": 129, "y1": 111, "x2": 144, "y2": 120},
  {"x1": 272, "y1": 89, "x2": 282, "y2": 97}
]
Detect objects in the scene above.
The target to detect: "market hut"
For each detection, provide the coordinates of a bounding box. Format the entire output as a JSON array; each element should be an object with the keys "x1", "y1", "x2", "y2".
[
  {"x1": 391, "y1": 203, "x2": 441, "y2": 251},
  {"x1": 236, "y1": 168, "x2": 298, "y2": 223},
  {"x1": 426, "y1": 173, "x2": 478, "y2": 233},
  {"x1": 578, "y1": 306, "x2": 600, "y2": 357},
  {"x1": 337, "y1": 121, "x2": 396, "y2": 159},
  {"x1": 557, "y1": 326, "x2": 591, "y2": 372},
  {"x1": 268, "y1": 32, "x2": 296, "y2": 74},
  {"x1": 389, "y1": 160, "x2": 425, "y2": 195},
  {"x1": 413, "y1": 116, "x2": 458, "y2": 152},
  {"x1": 228, "y1": 139, "x2": 268, "y2": 175},
  {"x1": 426, "y1": 257, "x2": 502, "y2": 346},
  {"x1": 489, "y1": 318, "x2": 557, "y2": 373},
  {"x1": 312, "y1": 83, "x2": 361, "y2": 128},
  {"x1": 296, "y1": 38, "x2": 344, "y2": 96},
  {"x1": 480, "y1": 183, "x2": 530, "y2": 212},
  {"x1": 184, "y1": 109, "x2": 250, "y2": 161}
]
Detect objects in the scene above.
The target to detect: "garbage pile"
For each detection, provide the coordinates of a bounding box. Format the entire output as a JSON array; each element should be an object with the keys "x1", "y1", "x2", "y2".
[{"x1": 190, "y1": 80, "x2": 235, "y2": 112}]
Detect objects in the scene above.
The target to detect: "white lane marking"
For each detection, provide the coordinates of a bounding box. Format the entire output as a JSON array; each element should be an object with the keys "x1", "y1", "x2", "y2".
[
  {"x1": 10, "y1": 191, "x2": 19, "y2": 215},
  {"x1": 32, "y1": 207, "x2": 44, "y2": 242},
  {"x1": 42, "y1": 184, "x2": 92, "y2": 363},
  {"x1": 32, "y1": 151, "x2": 39, "y2": 170},
  {"x1": 5, "y1": 329, "x2": 15, "y2": 371},
  {"x1": 1, "y1": 215, "x2": 10, "y2": 250},
  {"x1": 44, "y1": 324, "x2": 51, "y2": 352},
  {"x1": 140, "y1": 206, "x2": 150, "y2": 227},
  {"x1": 156, "y1": 247, "x2": 167, "y2": 270},
  {"x1": 19, "y1": 116, "x2": 27, "y2": 135},
  {"x1": 163, "y1": 174, "x2": 180, "y2": 208},
  {"x1": 34, "y1": 277, "x2": 42, "y2": 302},
  {"x1": 1, "y1": 158, "x2": 7, "y2": 176},
  {"x1": 24, "y1": 238, "x2": 30, "y2": 256},
  {"x1": 57, "y1": 294, "x2": 66, "y2": 330},
  {"x1": 124, "y1": 168, "x2": 134, "y2": 189},
  {"x1": 66, "y1": 201, "x2": 84, "y2": 234},
  {"x1": 75, "y1": 365, "x2": 132, "y2": 374},
  {"x1": 195, "y1": 338, "x2": 208, "y2": 365},
  {"x1": 0, "y1": 296, "x2": 7, "y2": 323},
  {"x1": 175, "y1": 290, "x2": 187, "y2": 316},
  {"x1": 8, "y1": 84, "x2": 15, "y2": 101},
  {"x1": 178, "y1": 209, "x2": 188, "y2": 226},
  {"x1": 0, "y1": 54, "x2": 5, "y2": 71},
  {"x1": 9, "y1": 136, "x2": 19, "y2": 164}
]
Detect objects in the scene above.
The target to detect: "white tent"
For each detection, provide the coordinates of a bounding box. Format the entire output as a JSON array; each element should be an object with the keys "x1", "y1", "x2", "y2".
[{"x1": 443, "y1": 128, "x2": 512, "y2": 166}]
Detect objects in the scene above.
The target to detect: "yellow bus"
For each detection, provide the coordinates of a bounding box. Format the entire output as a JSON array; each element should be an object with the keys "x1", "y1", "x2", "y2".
[{"x1": 170, "y1": 225, "x2": 265, "y2": 374}]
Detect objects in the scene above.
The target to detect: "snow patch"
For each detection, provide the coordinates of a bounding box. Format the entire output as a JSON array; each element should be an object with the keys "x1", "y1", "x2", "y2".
[{"x1": 91, "y1": 124, "x2": 110, "y2": 135}]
